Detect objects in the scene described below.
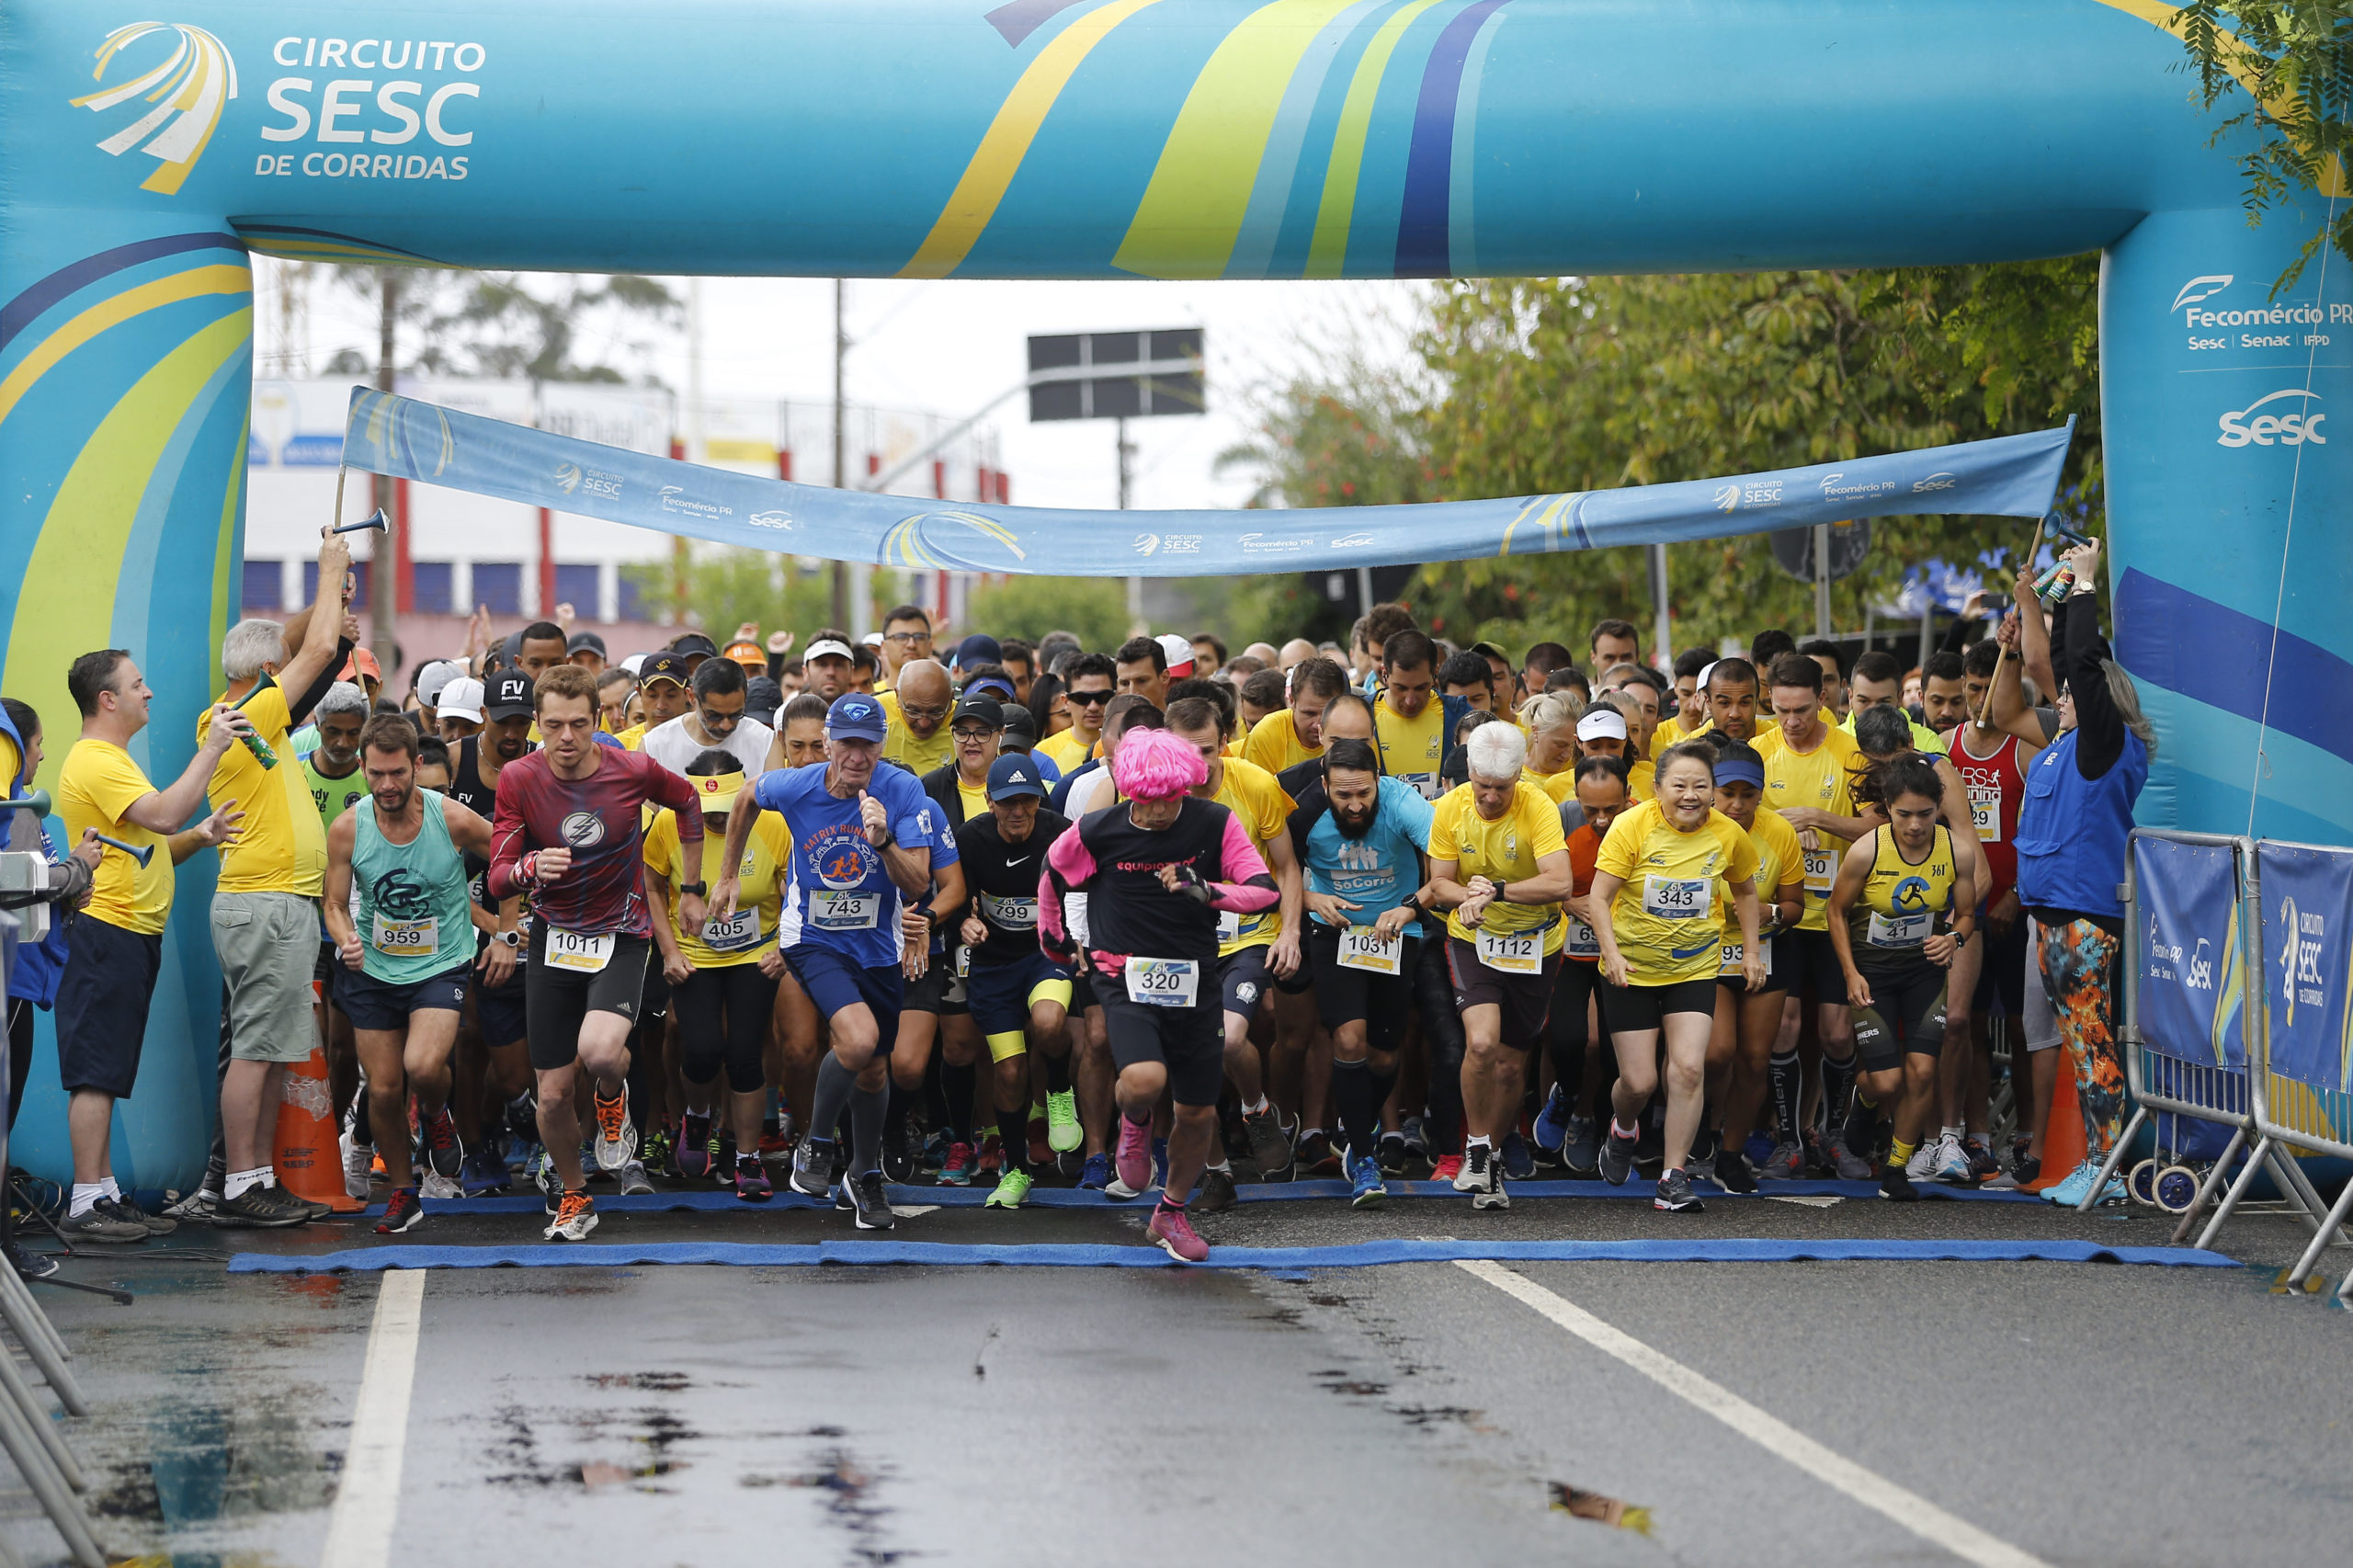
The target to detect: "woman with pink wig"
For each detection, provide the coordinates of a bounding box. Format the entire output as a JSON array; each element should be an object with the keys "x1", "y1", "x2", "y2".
[{"x1": 1039, "y1": 727, "x2": 1279, "y2": 1262}]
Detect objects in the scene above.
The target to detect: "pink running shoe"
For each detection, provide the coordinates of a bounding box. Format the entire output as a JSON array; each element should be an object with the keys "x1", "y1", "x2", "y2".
[
  {"x1": 1147, "y1": 1204, "x2": 1209, "y2": 1264},
  {"x1": 1110, "y1": 1115, "x2": 1153, "y2": 1199}
]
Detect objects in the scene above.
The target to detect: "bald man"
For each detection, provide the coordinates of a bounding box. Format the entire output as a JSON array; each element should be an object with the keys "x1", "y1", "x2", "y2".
[
  {"x1": 1244, "y1": 642, "x2": 1281, "y2": 666},
  {"x1": 881, "y1": 660, "x2": 954, "y2": 776},
  {"x1": 1279, "y1": 639, "x2": 1319, "y2": 673}
]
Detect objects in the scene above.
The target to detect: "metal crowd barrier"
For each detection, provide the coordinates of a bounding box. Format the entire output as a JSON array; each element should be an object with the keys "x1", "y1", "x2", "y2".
[{"x1": 2252, "y1": 841, "x2": 2353, "y2": 1302}]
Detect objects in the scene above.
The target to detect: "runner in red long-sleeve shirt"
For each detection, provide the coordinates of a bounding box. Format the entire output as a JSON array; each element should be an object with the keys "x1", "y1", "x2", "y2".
[{"x1": 488, "y1": 665, "x2": 706, "y2": 1241}]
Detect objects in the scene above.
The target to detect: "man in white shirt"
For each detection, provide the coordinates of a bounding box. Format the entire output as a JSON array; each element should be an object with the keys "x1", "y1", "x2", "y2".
[{"x1": 640, "y1": 655, "x2": 774, "y2": 777}]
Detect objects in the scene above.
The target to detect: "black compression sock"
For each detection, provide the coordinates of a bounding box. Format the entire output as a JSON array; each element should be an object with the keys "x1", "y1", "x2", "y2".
[
  {"x1": 996, "y1": 1110, "x2": 1029, "y2": 1175},
  {"x1": 885, "y1": 1083, "x2": 913, "y2": 1142},
  {"x1": 1331, "y1": 1058, "x2": 1376, "y2": 1162},
  {"x1": 942, "y1": 1062, "x2": 978, "y2": 1143},
  {"x1": 849, "y1": 1082, "x2": 888, "y2": 1175},
  {"x1": 1042, "y1": 1048, "x2": 1072, "y2": 1094},
  {"x1": 1822, "y1": 1052, "x2": 1859, "y2": 1137},
  {"x1": 811, "y1": 1055, "x2": 857, "y2": 1152},
  {"x1": 1768, "y1": 1051, "x2": 1802, "y2": 1144}
]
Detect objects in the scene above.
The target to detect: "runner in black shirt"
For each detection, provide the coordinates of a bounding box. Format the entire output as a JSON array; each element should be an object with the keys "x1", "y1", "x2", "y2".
[{"x1": 446, "y1": 687, "x2": 532, "y2": 1194}]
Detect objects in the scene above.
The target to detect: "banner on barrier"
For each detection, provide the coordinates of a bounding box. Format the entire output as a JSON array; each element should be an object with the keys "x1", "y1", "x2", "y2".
[
  {"x1": 2255, "y1": 842, "x2": 2353, "y2": 1092},
  {"x1": 2133, "y1": 835, "x2": 2249, "y2": 1070},
  {"x1": 335, "y1": 390, "x2": 2073, "y2": 578}
]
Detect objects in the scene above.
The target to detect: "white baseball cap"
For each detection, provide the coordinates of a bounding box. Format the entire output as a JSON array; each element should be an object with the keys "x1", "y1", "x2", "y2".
[
  {"x1": 437, "y1": 676, "x2": 486, "y2": 724},
  {"x1": 804, "y1": 638, "x2": 855, "y2": 663},
  {"x1": 1156, "y1": 633, "x2": 1197, "y2": 678},
  {"x1": 1575, "y1": 708, "x2": 1629, "y2": 742}
]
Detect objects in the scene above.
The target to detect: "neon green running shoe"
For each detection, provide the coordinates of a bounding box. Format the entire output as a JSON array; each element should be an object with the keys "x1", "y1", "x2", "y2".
[
  {"x1": 1045, "y1": 1089, "x2": 1082, "y2": 1154},
  {"x1": 984, "y1": 1166, "x2": 1033, "y2": 1209}
]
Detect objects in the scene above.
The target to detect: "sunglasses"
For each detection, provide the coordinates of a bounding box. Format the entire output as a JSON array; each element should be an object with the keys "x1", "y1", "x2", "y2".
[{"x1": 1070, "y1": 688, "x2": 1114, "y2": 707}]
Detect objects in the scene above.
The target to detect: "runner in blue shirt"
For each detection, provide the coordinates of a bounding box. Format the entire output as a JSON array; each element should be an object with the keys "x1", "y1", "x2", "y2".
[
  {"x1": 712, "y1": 693, "x2": 953, "y2": 1229},
  {"x1": 1285, "y1": 738, "x2": 1435, "y2": 1206}
]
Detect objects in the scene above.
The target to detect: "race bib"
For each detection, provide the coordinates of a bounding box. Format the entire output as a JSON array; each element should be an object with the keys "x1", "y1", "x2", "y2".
[
  {"x1": 980, "y1": 891, "x2": 1036, "y2": 930},
  {"x1": 810, "y1": 891, "x2": 880, "y2": 931},
  {"x1": 1565, "y1": 916, "x2": 1601, "y2": 960},
  {"x1": 700, "y1": 906, "x2": 761, "y2": 953},
  {"x1": 1967, "y1": 785, "x2": 2002, "y2": 842},
  {"x1": 1719, "y1": 939, "x2": 1771, "y2": 978},
  {"x1": 545, "y1": 928, "x2": 614, "y2": 973},
  {"x1": 1216, "y1": 908, "x2": 1242, "y2": 943},
  {"x1": 1338, "y1": 925, "x2": 1402, "y2": 975},
  {"x1": 1476, "y1": 926, "x2": 1542, "y2": 973},
  {"x1": 1643, "y1": 875, "x2": 1710, "y2": 920},
  {"x1": 1868, "y1": 910, "x2": 1933, "y2": 949},
  {"x1": 371, "y1": 915, "x2": 438, "y2": 957},
  {"x1": 1125, "y1": 957, "x2": 1200, "y2": 1007},
  {"x1": 1396, "y1": 771, "x2": 1442, "y2": 801},
  {"x1": 1802, "y1": 847, "x2": 1837, "y2": 895},
  {"x1": 954, "y1": 943, "x2": 972, "y2": 979}
]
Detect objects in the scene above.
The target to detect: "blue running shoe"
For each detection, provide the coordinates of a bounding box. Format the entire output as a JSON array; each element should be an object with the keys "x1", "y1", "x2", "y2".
[
  {"x1": 2042, "y1": 1158, "x2": 2101, "y2": 1207},
  {"x1": 1531, "y1": 1085, "x2": 1574, "y2": 1158},
  {"x1": 1349, "y1": 1153, "x2": 1387, "y2": 1210},
  {"x1": 1500, "y1": 1131, "x2": 1537, "y2": 1181},
  {"x1": 1075, "y1": 1152, "x2": 1111, "y2": 1191},
  {"x1": 460, "y1": 1148, "x2": 509, "y2": 1197}
]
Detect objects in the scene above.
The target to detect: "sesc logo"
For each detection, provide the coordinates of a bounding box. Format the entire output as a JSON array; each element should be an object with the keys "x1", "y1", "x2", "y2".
[
  {"x1": 2171, "y1": 274, "x2": 2234, "y2": 314},
  {"x1": 73, "y1": 23, "x2": 238, "y2": 196},
  {"x1": 2216, "y1": 389, "x2": 2325, "y2": 449},
  {"x1": 553, "y1": 462, "x2": 583, "y2": 494}
]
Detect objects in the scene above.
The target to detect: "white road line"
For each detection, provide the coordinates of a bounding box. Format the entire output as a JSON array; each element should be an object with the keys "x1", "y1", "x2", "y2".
[
  {"x1": 319, "y1": 1267, "x2": 426, "y2": 1568},
  {"x1": 1454, "y1": 1260, "x2": 2050, "y2": 1568}
]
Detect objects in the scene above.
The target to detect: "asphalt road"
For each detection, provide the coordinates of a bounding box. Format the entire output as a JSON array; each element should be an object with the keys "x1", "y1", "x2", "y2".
[{"x1": 5, "y1": 1187, "x2": 2348, "y2": 1567}]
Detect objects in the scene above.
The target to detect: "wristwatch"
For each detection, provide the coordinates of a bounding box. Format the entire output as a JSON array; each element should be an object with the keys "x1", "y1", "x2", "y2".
[
  {"x1": 678, "y1": 881, "x2": 707, "y2": 897},
  {"x1": 494, "y1": 929, "x2": 520, "y2": 949}
]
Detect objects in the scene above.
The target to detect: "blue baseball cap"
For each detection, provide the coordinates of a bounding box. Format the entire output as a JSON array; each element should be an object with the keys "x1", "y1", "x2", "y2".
[
  {"x1": 986, "y1": 753, "x2": 1047, "y2": 801},
  {"x1": 1713, "y1": 755, "x2": 1766, "y2": 790},
  {"x1": 826, "y1": 692, "x2": 890, "y2": 743}
]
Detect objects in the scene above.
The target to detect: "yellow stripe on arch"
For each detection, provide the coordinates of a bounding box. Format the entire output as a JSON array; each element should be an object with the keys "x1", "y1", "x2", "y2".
[
  {"x1": 899, "y1": 0, "x2": 1168, "y2": 278},
  {"x1": 1305, "y1": 0, "x2": 1445, "y2": 278},
  {"x1": 0, "y1": 263, "x2": 250, "y2": 428},
  {"x1": 2093, "y1": 0, "x2": 2347, "y2": 197}
]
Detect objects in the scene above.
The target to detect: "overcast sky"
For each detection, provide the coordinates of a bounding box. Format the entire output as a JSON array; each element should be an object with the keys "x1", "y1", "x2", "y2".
[{"x1": 289, "y1": 266, "x2": 1432, "y2": 512}]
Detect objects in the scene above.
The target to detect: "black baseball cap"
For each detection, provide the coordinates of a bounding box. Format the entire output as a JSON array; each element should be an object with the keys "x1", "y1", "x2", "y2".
[
  {"x1": 671, "y1": 631, "x2": 719, "y2": 660},
  {"x1": 567, "y1": 631, "x2": 607, "y2": 657},
  {"x1": 641, "y1": 652, "x2": 691, "y2": 688},
  {"x1": 950, "y1": 694, "x2": 1006, "y2": 730},
  {"x1": 1000, "y1": 705, "x2": 1038, "y2": 746},
  {"x1": 485, "y1": 672, "x2": 535, "y2": 721}
]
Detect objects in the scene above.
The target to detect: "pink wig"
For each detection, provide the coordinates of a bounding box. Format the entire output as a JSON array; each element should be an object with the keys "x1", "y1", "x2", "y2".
[{"x1": 1112, "y1": 726, "x2": 1208, "y2": 801}]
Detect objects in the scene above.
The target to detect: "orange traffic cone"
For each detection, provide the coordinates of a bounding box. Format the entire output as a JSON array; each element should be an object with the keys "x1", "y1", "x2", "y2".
[{"x1": 275, "y1": 1040, "x2": 363, "y2": 1213}]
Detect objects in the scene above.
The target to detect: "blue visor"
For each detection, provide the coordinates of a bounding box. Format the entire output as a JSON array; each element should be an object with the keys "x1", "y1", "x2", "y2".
[{"x1": 1714, "y1": 757, "x2": 1766, "y2": 790}]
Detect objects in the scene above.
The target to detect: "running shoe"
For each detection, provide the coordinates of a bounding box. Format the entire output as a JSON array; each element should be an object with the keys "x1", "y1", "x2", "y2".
[
  {"x1": 1802, "y1": 1128, "x2": 1834, "y2": 1177},
  {"x1": 341, "y1": 1129, "x2": 374, "y2": 1200},
  {"x1": 1931, "y1": 1132, "x2": 1975, "y2": 1184},
  {"x1": 1597, "y1": 1123, "x2": 1638, "y2": 1187},
  {"x1": 1454, "y1": 1142, "x2": 1493, "y2": 1193},
  {"x1": 285, "y1": 1190, "x2": 337, "y2": 1221},
  {"x1": 1377, "y1": 1132, "x2": 1411, "y2": 1178},
  {"x1": 161, "y1": 1189, "x2": 221, "y2": 1224},
  {"x1": 1500, "y1": 1131, "x2": 1536, "y2": 1181},
  {"x1": 1147, "y1": 1204, "x2": 1209, "y2": 1263},
  {"x1": 1840, "y1": 1097, "x2": 1881, "y2": 1165},
  {"x1": 848, "y1": 1171, "x2": 894, "y2": 1230},
  {"x1": 1045, "y1": 1088, "x2": 1083, "y2": 1153},
  {"x1": 506, "y1": 1093, "x2": 540, "y2": 1148},
  {"x1": 422, "y1": 1107, "x2": 461, "y2": 1179},
  {"x1": 733, "y1": 1156, "x2": 773, "y2": 1203},
  {"x1": 1713, "y1": 1147, "x2": 1759, "y2": 1195},
  {"x1": 1243, "y1": 1107, "x2": 1293, "y2": 1182},
  {"x1": 1194, "y1": 1165, "x2": 1237, "y2": 1211},
  {"x1": 1076, "y1": 1153, "x2": 1111, "y2": 1191},
  {"x1": 2043, "y1": 1158, "x2": 2124, "y2": 1208},
  {"x1": 939, "y1": 1142, "x2": 978, "y2": 1187},
  {"x1": 1654, "y1": 1167, "x2": 1704, "y2": 1213},
  {"x1": 1400, "y1": 1115, "x2": 1428, "y2": 1164},
  {"x1": 1688, "y1": 1126, "x2": 1721, "y2": 1169},
  {"x1": 1963, "y1": 1135, "x2": 2002, "y2": 1184},
  {"x1": 1430, "y1": 1153, "x2": 1463, "y2": 1186},
  {"x1": 1349, "y1": 1153, "x2": 1387, "y2": 1210},
  {"x1": 1879, "y1": 1161, "x2": 1918, "y2": 1201},
  {"x1": 641, "y1": 1125, "x2": 673, "y2": 1176},
  {"x1": 1531, "y1": 1085, "x2": 1574, "y2": 1160},
  {"x1": 1108, "y1": 1115, "x2": 1153, "y2": 1199},
  {"x1": 215, "y1": 1189, "x2": 303, "y2": 1229},
  {"x1": 1904, "y1": 1141, "x2": 1938, "y2": 1182},
  {"x1": 460, "y1": 1148, "x2": 509, "y2": 1197},
  {"x1": 1561, "y1": 1115, "x2": 1600, "y2": 1177},
  {"x1": 790, "y1": 1135, "x2": 839, "y2": 1199},
  {"x1": 538, "y1": 1162, "x2": 563, "y2": 1216},
  {"x1": 758, "y1": 1121, "x2": 796, "y2": 1166},
  {"x1": 1758, "y1": 1140, "x2": 1804, "y2": 1180},
  {"x1": 544, "y1": 1188, "x2": 598, "y2": 1241},
  {"x1": 420, "y1": 1169, "x2": 462, "y2": 1200},
  {"x1": 60, "y1": 1201, "x2": 150, "y2": 1244},
  {"x1": 591, "y1": 1085, "x2": 635, "y2": 1171},
  {"x1": 984, "y1": 1167, "x2": 1033, "y2": 1210},
  {"x1": 5, "y1": 1240, "x2": 59, "y2": 1280},
  {"x1": 1472, "y1": 1157, "x2": 1510, "y2": 1211},
  {"x1": 882, "y1": 1125, "x2": 918, "y2": 1184},
  {"x1": 617, "y1": 1160, "x2": 654, "y2": 1198},
  {"x1": 1824, "y1": 1132, "x2": 1873, "y2": 1182},
  {"x1": 1296, "y1": 1129, "x2": 1341, "y2": 1176},
  {"x1": 2012, "y1": 1151, "x2": 2042, "y2": 1187},
  {"x1": 676, "y1": 1112, "x2": 713, "y2": 1179},
  {"x1": 376, "y1": 1187, "x2": 424, "y2": 1233}
]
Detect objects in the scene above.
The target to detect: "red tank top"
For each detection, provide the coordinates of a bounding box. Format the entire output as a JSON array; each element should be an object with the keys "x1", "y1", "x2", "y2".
[{"x1": 1945, "y1": 727, "x2": 2024, "y2": 902}]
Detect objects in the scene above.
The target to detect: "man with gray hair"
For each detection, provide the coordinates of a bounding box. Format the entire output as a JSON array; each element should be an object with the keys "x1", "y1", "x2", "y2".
[
  {"x1": 195, "y1": 528, "x2": 355, "y2": 1227},
  {"x1": 1426, "y1": 720, "x2": 1575, "y2": 1211}
]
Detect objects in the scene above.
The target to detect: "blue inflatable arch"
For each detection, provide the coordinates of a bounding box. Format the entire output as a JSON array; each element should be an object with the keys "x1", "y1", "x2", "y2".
[{"x1": 0, "y1": 0, "x2": 2345, "y2": 1187}]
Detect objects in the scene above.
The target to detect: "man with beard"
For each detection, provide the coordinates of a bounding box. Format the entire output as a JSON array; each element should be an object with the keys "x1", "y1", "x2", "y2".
[
  {"x1": 324, "y1": 717, "x2": 503, "y2": 1233},
  {"x1": 1287, "y1": 739, "x2": 1433, "y2": 1207}
]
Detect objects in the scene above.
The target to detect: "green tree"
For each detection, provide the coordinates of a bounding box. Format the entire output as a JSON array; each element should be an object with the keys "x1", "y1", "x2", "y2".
[
  {"x1": 622, "y1": 547, "x2": 836, "y2": 639},
  {"x1": 324, "y1": 268, "x2": 679, "y2": 382},
  {"x1": 963, "y1": 575, "x2": 1131, "y2": 653}
]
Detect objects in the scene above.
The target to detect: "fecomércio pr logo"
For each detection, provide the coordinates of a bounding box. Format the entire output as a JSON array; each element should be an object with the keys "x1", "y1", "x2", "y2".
[{"x1": 74, "y1": 23, "x2": 239, "y2": 195}]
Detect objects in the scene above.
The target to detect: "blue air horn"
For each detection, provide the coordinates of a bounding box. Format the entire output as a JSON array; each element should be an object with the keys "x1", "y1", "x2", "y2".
[{"x1": 332, "y1": 507, "x2": 390, "y2": 536}]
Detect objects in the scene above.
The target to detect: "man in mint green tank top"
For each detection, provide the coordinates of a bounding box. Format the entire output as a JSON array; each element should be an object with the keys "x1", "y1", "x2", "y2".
[{"x1": 324, "y1": 717, "x2": 502, "y2": 1234}]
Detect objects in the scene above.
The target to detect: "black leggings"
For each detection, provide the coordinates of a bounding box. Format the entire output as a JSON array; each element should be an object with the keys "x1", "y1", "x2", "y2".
[
  {"x1": 675, "y1": 963, "x2": 779, "y2": 1095},
  {"x1": 1412, "y1": 933, "x2": 1467, "y2": 1153},
  {"x1": 6, "y1": 997, "x2": 34, "y2": 1130}
]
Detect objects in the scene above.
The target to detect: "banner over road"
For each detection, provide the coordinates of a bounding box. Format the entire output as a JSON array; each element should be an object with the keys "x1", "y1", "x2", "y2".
[{"x1": 341, "y1": 389, "x2": 2073, "y2": 577}]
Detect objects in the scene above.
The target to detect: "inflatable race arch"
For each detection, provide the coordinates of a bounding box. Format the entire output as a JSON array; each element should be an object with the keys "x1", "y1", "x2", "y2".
[{"x1": 0, "y1": 0, "x2": 2346, "y2": 1187}]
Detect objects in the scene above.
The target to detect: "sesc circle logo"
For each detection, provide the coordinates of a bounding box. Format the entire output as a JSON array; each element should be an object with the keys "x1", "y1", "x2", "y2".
[
  {"x1": 2216, "y1": 389, "x2": 2325, "y2": 449},
  {"x1": 72, "y1": 23, "x2": 238, "y2": 196}
]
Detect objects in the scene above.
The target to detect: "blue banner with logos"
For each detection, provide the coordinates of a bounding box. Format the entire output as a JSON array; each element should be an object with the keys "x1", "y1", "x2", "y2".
[
  {"x1": 2255, "y1": 842, "x2": 2353, "y2": 1091},
  {"x1": 2132, "y1": 834, "x2": 2250, "y2": 1072},
  {"x1": 337, "y1": 390, "x2": 2072, "y2": 578}
]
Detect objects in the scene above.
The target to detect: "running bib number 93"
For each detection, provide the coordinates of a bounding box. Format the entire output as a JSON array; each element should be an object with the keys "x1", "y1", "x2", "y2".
[
  {"x1": 545, "y1": 928, "x2": 614, "y2": 973},
  {"x1": 1476, "y1": 926, "x2": 1541, "y2": 973},
  {"x1": 1338, "y1": 925, "x2": 1402, "y2": 975},
  {"x1": 371, "y1": 915, "x2": 437, "y2": 956},
  {"x1": 1125, "y1": 957, "x2": 1200, "y2": 1007},
  {"x1": 1643, "y1": 876, "x2": 1709, "y2": 919},
  {"x1": 810, "y1": 892, "x2": 881, "y2": 931}
]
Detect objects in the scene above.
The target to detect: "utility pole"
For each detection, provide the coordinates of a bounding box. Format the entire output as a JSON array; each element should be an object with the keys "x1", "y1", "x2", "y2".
[
  {"x1": 1813, "y1": 522, "x2": 1832, "y2": 639},
  {"x1": 370, "y1": 270, "x2": 399, "y2": 673},
  {"x1": 1118, "y1": 415, "x2": 1141, "y2": 630},
  {"x1": 831, "y1": 278, "x2": 850, "y2": 631}
]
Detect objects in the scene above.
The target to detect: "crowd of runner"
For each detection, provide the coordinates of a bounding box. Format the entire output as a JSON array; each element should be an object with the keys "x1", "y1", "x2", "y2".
[{"x1": 0, "y1": 528, "x2": 2152, "y2": 1265}]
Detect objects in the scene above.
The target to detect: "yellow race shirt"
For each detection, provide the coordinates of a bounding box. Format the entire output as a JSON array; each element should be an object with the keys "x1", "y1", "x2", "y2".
[
  {"x1": 613, "y1": 723, "x2": 648, "y2": 752},
  {"x1": 1596, "y1": 800, "x2": 1760, "y2": 984},
  {"x1": 644, "y1": 808, "x2": 792, "y2": 968},
  {"x1": 1372, "y1": 699, "x2": 1447, "y2": 800},
  {"x1": 1847, "y1": 824, "x2": 1959, "y2": 969},
  {"x1": 1431, "y1": 779, "x2": 1568, "y2": 953},
  {"x1": 1242, "y1": 710, "x2": 1321, "y2": 776},
  {"x1": 882, "y1": 721, "x2": 953, "y2": 776},
  {"x1": 956, "y1": 776, "x2": 989, "y2": 825},
  {"x1": 60, "y1": 739, "x2": 173, "y2": 934},
  {"x1": 1211, "y1": 757, "x2": 1294, "y2": 954},
  {"x1": 1037, "y1": 728, "x2": 1096, "y2": 775},
  {"x1": 1759, "y1": 722, "x2": 1863, "y2": 931},
  {"x1": 199, "y1": 680, "x2": 327, "y2": 898}
]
